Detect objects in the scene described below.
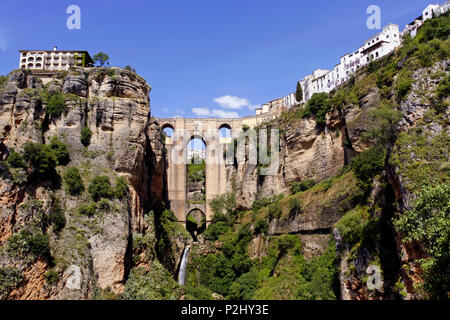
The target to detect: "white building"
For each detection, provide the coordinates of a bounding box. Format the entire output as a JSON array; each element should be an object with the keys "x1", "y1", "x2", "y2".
[
  {"x1": 299, "y1": 69, "x2": 330, "y2": 102},
  {"x1": 19, "y1": 47, "x2": 93, "y2": 71},
  {"x1": 256, "y1": 2, "x2": 448, "y2": 116},
  {"x1": 402, "y1": 1, "x2": 449, "y2": 38},
  {"x1": 283, "y1": 93, "x2": 298, "y2": 109}
]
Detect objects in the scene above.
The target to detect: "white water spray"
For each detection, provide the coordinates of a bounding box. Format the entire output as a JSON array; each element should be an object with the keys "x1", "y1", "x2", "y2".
[{"x1": 178, "y1": 245, "x2": 191, "y2": 286}]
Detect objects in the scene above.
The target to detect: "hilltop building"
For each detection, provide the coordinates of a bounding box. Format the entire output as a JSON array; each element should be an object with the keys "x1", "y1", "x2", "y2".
[
  {"x1": 19, "y1": 47, "x2": 93, "y2": 71},
  {"x1": 256, "y1": 1, "x2": 449, "y2": 116}
]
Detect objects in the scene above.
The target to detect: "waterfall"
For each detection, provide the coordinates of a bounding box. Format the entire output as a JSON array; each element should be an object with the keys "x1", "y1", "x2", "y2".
[{"x1": 178, "y1": 245, "x2": 191, "y2": 286}]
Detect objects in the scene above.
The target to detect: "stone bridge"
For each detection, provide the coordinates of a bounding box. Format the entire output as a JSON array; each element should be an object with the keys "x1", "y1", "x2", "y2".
[{"x1": 157, "y1": 114, "x2": 275, "y2": 226}]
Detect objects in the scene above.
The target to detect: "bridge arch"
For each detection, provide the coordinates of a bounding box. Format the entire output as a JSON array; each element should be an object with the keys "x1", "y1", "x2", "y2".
[{"x1": 185, "y1": 207, "x2": 206, "y2": 241}]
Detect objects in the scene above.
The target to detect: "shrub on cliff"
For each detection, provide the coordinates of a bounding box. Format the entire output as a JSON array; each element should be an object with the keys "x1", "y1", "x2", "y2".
[
  {"x1": 290, "y1": 179, "x2": 315, "y2": 194},
  {"x1": 253, "y1": 218, "x2": 269, "y2": 236},
  {"x1": 7, "y1": 150, "x2": 26, "y2": 169},
  {"x1": 0, "y1": 75, "x2": 7, "y2": 90},
  {"x1": 114, "y1": 176, "x2": 128, "y2": 198},
  {"x1": 394, "y1": 183, "x2": 450, "y2": 299},
  {"x1": 80, "y1": 126, "x2": 93, "y2": 147},
  {"x1": 63, "y1": 167, "x2": 84, "y2": 195},
  {"x1": 48, "y1": 195, "x2": 66, "y2": 233},
  {"x1": 23, "y1": 142, "x2": 58, "y2": 178},
  {"x1": 46, "y1": 92, "x2": 66, "y2": 117},
  {"x1": 88, "y1": 176, "x2": 113, "y2": 201},
  {"x1": 350, "y1": 146, "x2": 385, "y2": 193},
  {"x1": 267, "y1": 203, "x2": 282, "y2": 221},
  {"x1": 49, "y1": 136, "x2": 70, "y2": 165},
  {"x1": 78, "y1": 203, "x2": 97, "y2": 217},
  {"x1": 302, "y1": 92, "x2": 332, "y2": 125},
  {"x1": 0, "y1": 268, "x2": 23, "y2": 300},
  {"x1": 288, "y1": 197, "x2": 303, "y2": 215}
]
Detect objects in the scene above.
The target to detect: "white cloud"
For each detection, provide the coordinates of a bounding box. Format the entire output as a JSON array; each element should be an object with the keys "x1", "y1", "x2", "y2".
[
  {"x1": 162, "y1": 107, "x2": 169, "y2": 113},
  {"x1": 192, "y1": 108, "x2": 239, "y2": 119},
  {"x1": 192, "y1": 107, "x2": 211, "y2": 117},
  {"x1": 175, "y1": 108, "x2": 185, "y2": 114},
  {"x1": 211, "y1": 109, "x2": 239, "y2": 118},
  {"x1": 213, "y1": 95, "x2": 249, "y2": 110}
]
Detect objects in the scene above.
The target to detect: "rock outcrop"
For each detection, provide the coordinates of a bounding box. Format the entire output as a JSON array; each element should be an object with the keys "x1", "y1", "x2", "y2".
[{"x1": 0, "y1": 67, "x2": 167, "y2": 299}]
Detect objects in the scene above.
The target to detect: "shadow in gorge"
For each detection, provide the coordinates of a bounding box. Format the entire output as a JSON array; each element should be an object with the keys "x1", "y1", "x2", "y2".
[{"x1": 186, "y1": 209, "x2": 206, "y2": 242}]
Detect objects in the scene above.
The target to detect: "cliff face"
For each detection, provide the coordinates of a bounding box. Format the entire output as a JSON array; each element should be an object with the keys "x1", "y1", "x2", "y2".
[{"x1": 0, "y1": 68, "x2": 166, "y2": 299}]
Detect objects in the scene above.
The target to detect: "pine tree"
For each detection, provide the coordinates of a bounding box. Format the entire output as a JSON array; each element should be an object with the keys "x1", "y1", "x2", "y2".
[{"x1": 295, "y1": 81, "x2": 303, "y2": 102}]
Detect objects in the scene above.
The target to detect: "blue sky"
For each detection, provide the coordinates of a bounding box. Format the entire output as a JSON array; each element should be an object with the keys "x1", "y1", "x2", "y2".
[{"x1": 0, "y1": 0, "x2": 435, "y2": 118}]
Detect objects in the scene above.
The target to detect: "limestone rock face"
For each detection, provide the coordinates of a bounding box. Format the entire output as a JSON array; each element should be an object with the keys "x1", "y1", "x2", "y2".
[
  {"x1": 0, "y1": 68, "x2": 166, "y2": 299},
  {"x1": 228, "y1": 112, "x2": 347, "y2": 210},
  {"x1": 62, "y1": 72, "x2": 87, "y2": 97}
]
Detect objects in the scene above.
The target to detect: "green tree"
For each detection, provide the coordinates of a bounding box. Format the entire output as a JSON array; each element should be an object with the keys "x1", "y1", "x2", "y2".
[
  {"x1": 93, "y1": 52, "x2": 110, "y2": 67},
  {"x1": 48, "y1": 195, "x2": 66, "y2": 233},
  {"x1": 302, "y1": 92, "x2": 332, "y2": 125},
  {"x1": 114, "y1": 176, "x2": 128, "y2": 198},
  {"x1": 80, "y1": 126, "x2": 93, "y2": 147},
  {"x1": 7, "y1": 151, "x2": 26, "y2": 169},
  {"x1": 88, "y1": 176, "x2": 113, "y2": 201},
  {"x1": 63, "y1": 167, "x2": 84, "y2": 195},
  {"x1": 0, "y1": 75, "x2": 7, "y2": 90},
  {"x1": 350, "y1": 146, "x2": 385, "y2": 193},
  {"x1": 23, "y1": 142, "x2": 58, "y2": 178},
  {"x1": 46, "y1": 92, "x2": 66, "y2": 117},
  {"x1": 267, "y1": 203, "x2": 282, "y2": 220},
  {"x1": 394, "y1": 183, "x2": 450, "y2": 299},
  {"x1": 289, "y1": 197, "x2": 303, "y2": 215},
  {"x1": 49, "y1": 136, "x2": 70, "y2": 165},
  {"x1": 295, "y1": 81, "x2": 303, "y2": 102}
]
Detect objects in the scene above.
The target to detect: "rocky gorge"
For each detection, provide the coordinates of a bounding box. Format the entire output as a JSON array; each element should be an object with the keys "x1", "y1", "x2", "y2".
[{"x1": 0, "y1": 13, "x2": 449, "y2": 300}]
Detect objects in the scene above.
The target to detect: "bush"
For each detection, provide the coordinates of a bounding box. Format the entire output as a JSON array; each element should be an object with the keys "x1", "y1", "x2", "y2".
[
  {"x1": 290, "y1": 179, "x2": 315, "y2": 194},
  {"x1": 394, "y1": 183, "x2": 450, "y2": 299},
  {"x1": 267, "y1": 203, "x2": 282, "y2": 221},
  {"x1": 77, "y1": 203, "x2": 97, "y2": 217},
  {"x1": 203, "y1": 221, "x2": 231, "y2": 241},
  {"x1": 0, "y1": 267, "x2": 23, "y2": 299},
  {"x1": 63, "y1": 167, "x2": 84, "y2": 195},
  {"x1": 46, "y1": 92, "x2": 66, "y2": 117},
  {"x1": 396, "y1": 70, "x2": 412, "y2": 101},
  {"x1": 80, "y1": 126, "x2": 93, "y2": 147},
  {"x1": 0, "y1": 75, "x2": 7, "y2": 90},
  {"x1": 302, "y1": 92, "x2": 332, "y2": 125},
  {"x1": 23, "y1": 142, "x2": 57, "y2": 178},
  {"x1": 49, "y1": 136, "x2": 70, "y2": 165},
  {"x1": 253, "y1": 218, "x2": 269, "y2": 236},
  {"x1": 350, "y1": 146, "x2": 385, "y2": 193},
  {"x1": 114, "y1": 176, "x2": 128, "y2": 198},
  {"x1": 97, "y1": 199, "x2": 110, "y2": 211},
  {"x1": 48, "y1": 195, "x2": 66, "y2": 233},
  {"x1": 28, "y1": 233, "x2": 50, "y2": 258},
  {"x1": 228, "y1": 270, "x2": 258, "y2": 300},
  {"x1": 7, "y1": 151, "x2": 26, "y2": 169},
  {"x1": 436, "y1": 74, "x2": 450, "y2": 99},
  {"x1": 88, "y1": 176, "x2": 113, "y2": 201},
  {"x1": 288, "y1": 197, "x2": 303, "y2": 215},
  {"x1": 44, "y1": 270, "x2": 59, "y2": 285},
  {"x1": 335, "y1": 206, "x2": 369, "y2": 246}
]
